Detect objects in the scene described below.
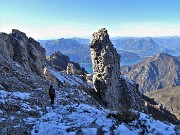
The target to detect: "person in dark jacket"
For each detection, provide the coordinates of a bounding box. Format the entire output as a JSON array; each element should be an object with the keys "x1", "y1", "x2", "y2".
[{"x1": 49, "y1": 85, "x2": 55, "y2": 104}]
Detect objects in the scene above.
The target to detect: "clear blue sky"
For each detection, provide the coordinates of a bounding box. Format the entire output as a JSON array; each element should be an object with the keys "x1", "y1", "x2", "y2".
[{"x1": 0, "y1": 0, "x2": 180, "y2": 39}]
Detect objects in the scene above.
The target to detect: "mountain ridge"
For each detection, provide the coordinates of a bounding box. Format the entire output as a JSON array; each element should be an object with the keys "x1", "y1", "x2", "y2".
[{"x1": 121, "y1": 53, "x2": 180, "y2": 92}]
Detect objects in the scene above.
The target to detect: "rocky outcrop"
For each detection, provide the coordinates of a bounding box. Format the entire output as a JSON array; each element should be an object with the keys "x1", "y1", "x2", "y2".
[
  {"x1": 66, "y1": 63, "x2": 76, "y2": 74},
  {"x1": 0, "y1": 29, "x2": 46, "y2": 76},
  {"x1": 90, "y1": 28, "x2": 146, "y2": 111},
  {"x1": 47, "y1": 51, "x2": 70, "y2": 71},
  {"x1": 121, "y1": 53, "x2": 180, "y2": 93},
  {"x1": 44, "y1": 67, "x2": 62, "y2": 87},
  {"x1": 47, "y1": 51, "x2": 86, "y2": 75}
]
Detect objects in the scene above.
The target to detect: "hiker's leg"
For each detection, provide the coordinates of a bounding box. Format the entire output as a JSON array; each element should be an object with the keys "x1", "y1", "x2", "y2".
[
  {"x1": 51, "y1": 97, "x2": 53, "y2": 104},
  {"x1": 52, "y1": 96, "x2": 54, "y2": 104}
]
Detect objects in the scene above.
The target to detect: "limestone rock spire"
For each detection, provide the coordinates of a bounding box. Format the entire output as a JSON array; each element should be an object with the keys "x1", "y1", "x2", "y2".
[{"x1": 90, "y1": 28, "x2": 146, "y2": 111}]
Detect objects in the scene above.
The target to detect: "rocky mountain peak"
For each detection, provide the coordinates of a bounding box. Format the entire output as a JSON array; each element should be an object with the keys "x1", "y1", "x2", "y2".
[
  {"x1": 49, "y1": 51, "x2": 65, "y2": 59},
  {"x1": 0, "y1": 29, "x2": 46, "y2": 76},
  {"x1": 91, "y1": 28, "x2": 109, "y2": 43},
  {"x1": 11, "y1": 29, "x2": 27, "y2": 39},
  {"x1": 121, "y1": 53, "x2": 180, "y2": 92},
  {"x1": 90, "y1": 28, "x2": 146, "y2": 111},
  {"x1": 156, "y1": 53, "x2": 172, "y2": 58}
]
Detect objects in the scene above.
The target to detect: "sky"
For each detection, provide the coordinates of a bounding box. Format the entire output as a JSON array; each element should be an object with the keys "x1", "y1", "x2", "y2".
[{"x1": 0, "y1": 0, "x2": 180, "y2": 39}]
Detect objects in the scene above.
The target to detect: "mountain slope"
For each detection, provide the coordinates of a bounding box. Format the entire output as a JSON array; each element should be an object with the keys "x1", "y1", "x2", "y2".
[
  {"x1": 0, "y1": 30, "x2": 90, "y2": 134},
  {"x1": 0, "y1": 29, "x2": 47, "y2": 76},
  {"x1": 121, "y1": 53, "x2": 180, "y2": 92},
  {"x1": 31, "y1": 85, "x2": 178, "y2": 135},
  {"x1": 118, "y1": 50, "x2": 141, "y2": 62},
  {"x1": 152, "y1": 36, "x2": 180, "y2": 50},
  {"x1": 146, "y1": 86, "x2": 180, "y2": 121},
  {"x1": 113, "y1": 37, "x2": 176, "y2": 58}
]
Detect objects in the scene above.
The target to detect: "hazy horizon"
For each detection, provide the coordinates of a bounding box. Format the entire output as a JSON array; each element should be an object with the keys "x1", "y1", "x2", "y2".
[{"x1": 1, "y1": 0, "x2": 180, "y2": 39}]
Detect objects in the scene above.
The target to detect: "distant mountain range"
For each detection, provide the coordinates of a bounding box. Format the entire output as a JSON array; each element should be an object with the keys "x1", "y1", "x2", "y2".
[
  {"x1": 152, "y1": 36, "x2": 180, "y2": 51},
  {"x1": 39, "y1": 36, "x2": 180, "y2": 65},
  {"x1": 39, "y1": 38, "x2": 142, "y2": 64},
  {"x1": 112, "y1": 37, "x2": 177, "y2": 58},
  {"x1": 40, "y1": 38, "x2": 91, "y2": 63},
  {"x1": 121, "y1": 53, "x2": 180, "y2": 93}
]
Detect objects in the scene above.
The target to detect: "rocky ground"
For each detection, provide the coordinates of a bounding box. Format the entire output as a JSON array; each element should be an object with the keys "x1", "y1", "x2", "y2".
[{"x1": 30, "y1": 84, "x2": 180, "y2": 135}]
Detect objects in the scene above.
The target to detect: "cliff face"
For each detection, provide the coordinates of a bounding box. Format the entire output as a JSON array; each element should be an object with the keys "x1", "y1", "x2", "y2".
[
  {"x1": 90, "y1": 28, "x2": 146, "y2": 111},
  {"x1": 0, "y1": 29, "x2": 46, "y2": 76}
]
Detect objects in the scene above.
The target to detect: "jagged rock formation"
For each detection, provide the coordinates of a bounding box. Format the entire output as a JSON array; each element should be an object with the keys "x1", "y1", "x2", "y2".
[
  {"x1": 0, "y1": 30, "x2": 51, "y2": 134},
  {"x1": 0, "y1": 29, "x2": 88, "y2": 87},
  {"x1": 44, "y1": 67, "x2": 62, "y2": 86},
  {"x1": 90, "y1": 28, "x2": 146, "y2": 111},
  {"x1": 0, "y1": 29, "x2": 46, "y2": 76},
  {"x1": 121, "y1": 53, "x2": 180, "y2": 93},
  {"x1": 47, "y1": 51, "x2": 86, "y2": 74},
  {"x1": 66, "y1": 63, "x2": 76, "y2": 74},
  {"x1": 47, "y1": 51, "x2": 70, "y2": 71}
]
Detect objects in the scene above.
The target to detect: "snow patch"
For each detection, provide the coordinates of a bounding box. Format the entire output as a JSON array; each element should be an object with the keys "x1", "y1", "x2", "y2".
[
  {"x1": 0, "y1": 90, "x2": 30, "y2": 100},
  {"x1": 49, "y1": 69, "x2": 84, "y2": 86},
  {"x1": 11, "y1": 91, "x2": 30, "y2": 99},
  {"x1": 120, "y1": 75, "x2": 135, "y2": 85}
]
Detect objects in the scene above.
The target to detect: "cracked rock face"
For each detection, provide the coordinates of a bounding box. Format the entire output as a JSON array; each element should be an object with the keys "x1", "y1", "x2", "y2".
[
  {"x1": 90, "y1": 28, "x2": 146, "y2": 111},
  {"x1": 0, "y1": 29, "x2": 46, "y2": 76}
]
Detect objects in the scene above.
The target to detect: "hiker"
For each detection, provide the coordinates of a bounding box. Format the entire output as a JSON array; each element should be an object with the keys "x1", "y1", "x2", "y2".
[{"x1": 49, "y1": 85, "x2": 55, "y2": 104}]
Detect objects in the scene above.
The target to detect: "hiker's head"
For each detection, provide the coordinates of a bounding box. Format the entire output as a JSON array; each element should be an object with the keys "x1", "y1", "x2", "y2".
[{"x1": 50, "y1": 85, "x2": 53, "y2": 89}]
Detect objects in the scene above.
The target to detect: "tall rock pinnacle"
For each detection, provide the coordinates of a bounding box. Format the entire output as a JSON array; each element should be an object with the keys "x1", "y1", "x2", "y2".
[{"x1": 90, "y1": 28, "x2": 146, "y2": 111}]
